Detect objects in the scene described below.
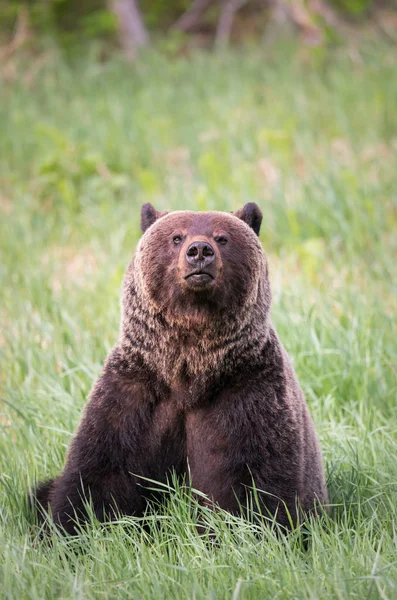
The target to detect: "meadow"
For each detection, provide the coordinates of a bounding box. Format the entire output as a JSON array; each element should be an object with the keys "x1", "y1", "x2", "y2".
[{"x1": 0, "y1": 38, "x2": 396, "y2": 599}]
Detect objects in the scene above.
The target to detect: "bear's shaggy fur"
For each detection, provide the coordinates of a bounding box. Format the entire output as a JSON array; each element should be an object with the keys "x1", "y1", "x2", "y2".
[{"x1": 33, "y1": 203, "x2": 328, "y2": 533}]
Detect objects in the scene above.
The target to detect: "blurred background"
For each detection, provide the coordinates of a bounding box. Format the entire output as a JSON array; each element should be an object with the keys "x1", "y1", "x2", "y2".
[
  {"x1": 1, "y1": 0, "x2": 397, "y2": 60},
  {"x1": 1, "y1": 1, "x2": 397, "y2": 59},
  {"x1": 1, "y1": 2, "x2": 397, "y2": 598}
]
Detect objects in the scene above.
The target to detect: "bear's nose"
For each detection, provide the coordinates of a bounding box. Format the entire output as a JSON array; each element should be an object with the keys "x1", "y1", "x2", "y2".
[{"x1": 186, "y1": 241, "x2": 215, "y2": 266}]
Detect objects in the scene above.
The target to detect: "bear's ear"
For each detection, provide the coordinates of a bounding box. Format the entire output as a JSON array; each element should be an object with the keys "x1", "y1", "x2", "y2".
[
  {"x1": 234, "y1": 203, "x2": 262, "y2": 236},
  {"x1": 140, "y1": 203, "x2": 168, "y2": 233}
]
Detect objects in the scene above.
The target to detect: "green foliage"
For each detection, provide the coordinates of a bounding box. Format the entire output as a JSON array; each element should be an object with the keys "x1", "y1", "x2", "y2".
[
  {"x1": 1, "y1": 39, "x2": 397, "y2": 599},
  {"x1": 33, "y1": 125, "x2": 129, "y2": 215},
  {"x1": 330, "y1": 0, "x2": 373, "y2": 16},
  {"x1": 1, "y1": 0, "x2": 117, "y2": 45},
  {"x1": 143, "y1": 0, "x2": 190, "y2": 28},
  {"x1": 79, "y1": 9, "x2": 118, "y2": 37}
]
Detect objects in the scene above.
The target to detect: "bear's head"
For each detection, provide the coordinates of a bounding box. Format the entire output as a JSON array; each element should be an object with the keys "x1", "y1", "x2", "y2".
[{"x1": 130, "y1": 203, "x2": 270, "y2": 328}]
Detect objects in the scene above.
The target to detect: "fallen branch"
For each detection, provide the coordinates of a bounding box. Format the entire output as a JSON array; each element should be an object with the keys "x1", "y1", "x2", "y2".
[{"x1": 270, "y1": 0, "x2": 323, "y2": 44}]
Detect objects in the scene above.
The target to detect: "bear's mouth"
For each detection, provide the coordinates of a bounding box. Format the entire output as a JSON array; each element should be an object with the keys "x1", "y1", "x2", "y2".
[{"x1": 184, "y1": 271, "x2": 214, "y2": 288}]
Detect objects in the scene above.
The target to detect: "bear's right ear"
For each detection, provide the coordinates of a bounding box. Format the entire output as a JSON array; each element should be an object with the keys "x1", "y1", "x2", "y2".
[
  {"x1": 140, "y1": 203, "x2": 168, "y2": 233},
  {"x1": 234, "y1": 202, "x2": 263, "y2": 236}
]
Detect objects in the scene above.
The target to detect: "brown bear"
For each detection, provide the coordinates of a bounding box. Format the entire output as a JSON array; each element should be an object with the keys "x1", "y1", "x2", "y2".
[{"x1": 33, "y1": 202, "x2": 328, "y2": 534}]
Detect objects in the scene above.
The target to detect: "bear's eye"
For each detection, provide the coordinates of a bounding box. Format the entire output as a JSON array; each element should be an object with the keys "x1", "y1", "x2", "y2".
[
  {"x1": 215, "y1": 236, "x2": 228, "y2": 245},
  {"x1": 173, "y1": 235, "x2": 183, "y2": 245}
]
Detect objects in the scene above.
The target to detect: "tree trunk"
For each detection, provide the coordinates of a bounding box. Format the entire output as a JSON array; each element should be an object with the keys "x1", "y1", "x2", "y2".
[
  {"x1": 110, "y1": 0, "x2": 149, "y2": 60},
  {"x1": 172, "y1": 0, "x2": 215, "y2": 32},
  {"x1": 215, "y1": 0, "x2": 250, "y2": 47}
]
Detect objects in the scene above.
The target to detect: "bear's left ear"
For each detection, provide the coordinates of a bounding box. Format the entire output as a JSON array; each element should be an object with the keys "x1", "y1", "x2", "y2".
[
  {"x1": 140, "y1": 203, "x2": 168, "y2": 233},
  {"x1": 234, "y1": 203, "x2": 262, "y2": 236}
]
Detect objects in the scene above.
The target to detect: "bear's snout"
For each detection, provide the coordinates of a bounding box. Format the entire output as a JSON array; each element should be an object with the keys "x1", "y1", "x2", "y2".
[
  {"x1": 186, "y1": 241, "x2": 215, "y2": 266},
  {"x1": 184, "y1": 240, "x2": 217, "y2": 289}
]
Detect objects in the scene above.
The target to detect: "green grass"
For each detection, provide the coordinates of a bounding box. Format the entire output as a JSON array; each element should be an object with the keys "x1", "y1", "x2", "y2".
[{"x1": 1, "y1": 39, "x2": 396, "y2": 599}]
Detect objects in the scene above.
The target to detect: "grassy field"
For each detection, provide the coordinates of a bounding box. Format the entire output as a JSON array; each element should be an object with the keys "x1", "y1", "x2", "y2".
[{"x1": 0, "y1": 38, "x2": 396, "y2": 599}]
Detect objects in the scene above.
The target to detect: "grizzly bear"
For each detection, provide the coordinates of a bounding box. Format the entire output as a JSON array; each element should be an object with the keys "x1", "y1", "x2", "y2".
[{"x1": 33, "y1": 202, "x2": 328, "y2": 534}]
